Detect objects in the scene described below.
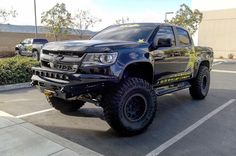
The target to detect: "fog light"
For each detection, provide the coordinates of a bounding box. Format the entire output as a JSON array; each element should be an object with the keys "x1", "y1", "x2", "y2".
[
  {"x1": 63, "y1": 75, "x2": 69, "y2": 80},
  {"x1": 59, "y1": 74, "x2": 64, "y2": 79}
]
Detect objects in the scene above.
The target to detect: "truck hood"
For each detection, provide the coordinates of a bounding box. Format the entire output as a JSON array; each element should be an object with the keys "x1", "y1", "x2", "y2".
[{"x1": 43, "y1": 40, "x2": 143, "y2": 52}]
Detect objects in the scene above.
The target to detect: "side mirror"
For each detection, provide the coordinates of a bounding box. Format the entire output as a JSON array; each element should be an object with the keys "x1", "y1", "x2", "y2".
[{"x1": 156, "y1": 38, "x2": 172, "y2": 48}]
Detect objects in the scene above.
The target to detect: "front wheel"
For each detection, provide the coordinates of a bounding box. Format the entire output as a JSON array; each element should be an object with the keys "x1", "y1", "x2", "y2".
[
  {"x1": 15, "y1": 49, "x2": 21, "y2": 55},
  {"x1": 46, "y1": 97, "x2": 85, "y2": 113},
  {"x1": 189, "y1": 66, "x2": 210, "y2": 99},
  {"x1": 102, "y1": 78, "x2": 157, "y2": 136}
]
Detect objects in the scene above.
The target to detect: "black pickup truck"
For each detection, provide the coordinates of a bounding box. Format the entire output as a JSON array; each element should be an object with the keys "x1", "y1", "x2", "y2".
[{"x1": 31, "y1": 23, "x2": 213, "y2": 136}]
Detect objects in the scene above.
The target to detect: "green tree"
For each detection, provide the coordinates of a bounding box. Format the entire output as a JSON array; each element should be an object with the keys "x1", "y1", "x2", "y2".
[
  {"x1": 167, "y1": 4, "x2": 203, "y2": 35},
  {"x1": 73, "y1": 10, "x2": 101, "y2": 39},
  {"x1": 41, "y1": 3, "x2": 72, "y2": 41},
  {"x1": 0, "y1": 8, "x2": 17, "y2": 24}
]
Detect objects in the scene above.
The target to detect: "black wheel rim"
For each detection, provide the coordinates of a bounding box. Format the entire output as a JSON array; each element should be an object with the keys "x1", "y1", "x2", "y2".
[{"x1": 124, "y1": 93, "x2": 148, "y2": 122}]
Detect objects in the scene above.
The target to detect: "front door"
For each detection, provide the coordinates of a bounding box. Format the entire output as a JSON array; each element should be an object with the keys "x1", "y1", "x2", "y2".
[
  {"x1": 24, "y1": 39, "x2": 33, "y2": 53},
  {"x1": 20, "y1": 39, "x2": 32, "y2": 55},
  {"x1": 151, "y1": 26, "x2": 190, "y2": 85}
]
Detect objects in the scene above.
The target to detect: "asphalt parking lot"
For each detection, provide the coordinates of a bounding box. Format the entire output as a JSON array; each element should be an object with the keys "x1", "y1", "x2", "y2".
[{"x1": 0, "y1": 62, "x2": 236, "y2": 156}]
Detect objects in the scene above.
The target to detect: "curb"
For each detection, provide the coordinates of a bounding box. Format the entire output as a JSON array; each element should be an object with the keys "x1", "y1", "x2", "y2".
[
  {"x1": 214, "y1": 59, "x2": 236, "y2": 63},
  {"x1": 0, "y1": 82, "x2": 32, "y2": 92}
]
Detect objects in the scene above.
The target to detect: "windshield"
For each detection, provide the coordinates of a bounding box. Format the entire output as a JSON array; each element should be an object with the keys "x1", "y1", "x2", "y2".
[{"x1": 91, "y1": 24, "x2": 156, "y2": 42}]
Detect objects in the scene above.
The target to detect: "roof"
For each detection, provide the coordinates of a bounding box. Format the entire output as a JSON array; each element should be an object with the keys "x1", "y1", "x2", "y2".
[
  {"x1": 112, "y1": 23, "x2": 188, "y2": 32},
  {"x1": 114, "y1": 22, "x2": 182, "y2": 27}
]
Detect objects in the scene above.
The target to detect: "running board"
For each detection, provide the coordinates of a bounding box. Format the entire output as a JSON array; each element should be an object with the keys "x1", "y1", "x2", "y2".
[{"x1": 155, "y1": 81, "x2": 191, "y2": 96}]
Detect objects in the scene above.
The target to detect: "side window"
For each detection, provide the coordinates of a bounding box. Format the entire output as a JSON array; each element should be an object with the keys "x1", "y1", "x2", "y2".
[
  {"x1": 28, "y1": 39, "x2": 33, "y2": 44},
  {"x1": 155, "y1": 26, "x2": 175, "y2": 46},
  {"x1": 22, "y1": 39, "x2": 28, "y2": 44},
  {"x1": 23, "y1": 39, "x2": 31, "y2": 44},
  {"x1": 176, "y1": 28, "x2": 191, "y2": 46}
]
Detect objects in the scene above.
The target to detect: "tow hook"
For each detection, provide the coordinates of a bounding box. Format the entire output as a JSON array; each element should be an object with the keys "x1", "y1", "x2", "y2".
[{"x1": 44, "y1": 89, "x2": 55, "y2": 97}]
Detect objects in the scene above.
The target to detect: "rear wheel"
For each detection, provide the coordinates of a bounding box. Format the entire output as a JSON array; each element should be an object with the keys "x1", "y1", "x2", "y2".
[
  {"x1": 46, "y1": 97, "x2": 85, "y2": 113},
  {"x1": 189, "y1": 66, "x2": 210, "y2": 99},
  {"x1": 32, "y1": 50, "x2": 39, "y2": 61},
  {"x1": 102, "y1": 78, "x2": 157, "y2": 136}
]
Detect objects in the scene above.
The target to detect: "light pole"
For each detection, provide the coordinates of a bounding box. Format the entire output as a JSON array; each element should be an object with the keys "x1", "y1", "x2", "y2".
[
  {"x1": 34, "y1": 0, "x2": 38, "y2": 38},
  {"x1": 164, "y1": 12, "x2": 174, "y2": 23}
]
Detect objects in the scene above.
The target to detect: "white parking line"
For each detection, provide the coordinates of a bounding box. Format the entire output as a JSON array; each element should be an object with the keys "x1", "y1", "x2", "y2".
[
  {"x1": 212, "y1": 69, "x2": 236, "y2": 74},
  {"x1": 146, "y1": 99, "x2": 236, "y2": 156},
  {"x1": 16, "y1": 108, "x2": 55, "y2": 118},
  {"x1": 212, "y1": 62, "x2": 223, "y2": 66},
  {"x1": 0, "y1": 98, "x2": 30, "y2": 103}
]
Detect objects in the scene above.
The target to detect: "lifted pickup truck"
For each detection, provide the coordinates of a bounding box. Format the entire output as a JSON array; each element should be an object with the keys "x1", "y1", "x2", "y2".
[{"x1": 31, "y1": 23, "x2": 213, "y2": 136}]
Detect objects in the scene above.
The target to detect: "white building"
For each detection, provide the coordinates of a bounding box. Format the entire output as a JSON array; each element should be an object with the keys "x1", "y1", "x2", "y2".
[{"x1": 192, "y1": 0, "x2": 236, "y2": 58}]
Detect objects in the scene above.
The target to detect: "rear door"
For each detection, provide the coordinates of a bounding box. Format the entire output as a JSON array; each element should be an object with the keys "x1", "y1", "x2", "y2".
[{"x1": 175, "y1": 27, "x2": 194, "y2": 73}]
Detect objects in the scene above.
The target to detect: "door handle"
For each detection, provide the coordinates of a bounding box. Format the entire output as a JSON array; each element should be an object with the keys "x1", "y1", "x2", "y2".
[
  {"x1": 155, "y1": 54, "x2": 166, "y2": 60},
  {"x1": 150, "y1": 50, "x2": 166, "y2": 60}
]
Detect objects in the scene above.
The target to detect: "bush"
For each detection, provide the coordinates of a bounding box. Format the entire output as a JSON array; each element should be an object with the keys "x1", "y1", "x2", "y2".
[
  {"x1": 219, "y1": 56, "x2": 224, "y2": 59},
  {"x1": 228, "y1": 53, "x2": 234, "y2": 59},
  {"x1": 0, "y1": 56, "x2": 39, "y2": 85}
]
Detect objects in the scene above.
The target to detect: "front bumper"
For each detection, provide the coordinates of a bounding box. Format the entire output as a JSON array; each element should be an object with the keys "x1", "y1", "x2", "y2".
[{"x1": 31, "y1": 67, "x2": 119, "y2": 99}]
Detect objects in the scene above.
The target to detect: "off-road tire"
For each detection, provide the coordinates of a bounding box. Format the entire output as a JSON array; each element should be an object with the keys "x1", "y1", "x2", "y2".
[
  {"x1": 32, "y1": 50, "x2": 39, "y2": 61},
  {"x1": 46, "y1": 97, "x2": 85, "y2": 113},
  {"x1": 102, "y1": 78, "x2": 157, "y2": 136},
  {"x1": 189, "y1": 66, "x2": 210, "y2": 99}
]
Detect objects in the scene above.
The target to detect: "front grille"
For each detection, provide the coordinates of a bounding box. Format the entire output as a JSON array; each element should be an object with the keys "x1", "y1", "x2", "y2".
[
  {"x1": 41, "y1": 50, "x2": 84, "y2": 72},
  {"x1": 42, "y1": 50, "x2": 84, "y2": 58}
]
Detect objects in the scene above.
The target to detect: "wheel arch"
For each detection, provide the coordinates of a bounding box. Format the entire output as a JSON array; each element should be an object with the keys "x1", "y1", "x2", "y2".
[
  {"x1": 32, "y1": 48, "x2": 38, "y2": 53},
  {"x1": 194, "y1": 60, "x2": 210, "y2": 78},
  {"x1": 121, "y1": 61, "x2": 154, "y2": 84},
  {"x1": 200, "y1": 60, "x2": 210, "y2": 69}
]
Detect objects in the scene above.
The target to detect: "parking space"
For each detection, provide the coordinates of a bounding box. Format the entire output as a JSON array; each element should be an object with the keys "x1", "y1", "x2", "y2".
[
  {"x1": 158, "y1": 100, "x2": 236, "y2": 156},
  {"x1": 213, "y1": 62, "x2": 236, "y2": 71},
  {"x1": 0, "y1": 62, "x2": 236, "y2": 156}
]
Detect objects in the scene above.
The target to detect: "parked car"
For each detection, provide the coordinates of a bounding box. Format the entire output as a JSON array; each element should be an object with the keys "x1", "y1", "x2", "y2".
[
  {"x1": 31, "y1": 23, "x2": 214, "y2": 136},
  {"x1": 15, "y1": 38, "x2": 48, "y2": 60}
]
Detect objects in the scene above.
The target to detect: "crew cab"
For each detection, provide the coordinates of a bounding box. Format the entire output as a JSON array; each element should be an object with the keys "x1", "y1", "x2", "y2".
[{"x1": 31, "y1": 23, "x2": 213, "y2": 136}]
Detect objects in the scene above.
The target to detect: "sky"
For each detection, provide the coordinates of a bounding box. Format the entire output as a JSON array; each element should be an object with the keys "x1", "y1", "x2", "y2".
[{"x1": 0, "y1": 0, "x2": 191, "y2": 31}]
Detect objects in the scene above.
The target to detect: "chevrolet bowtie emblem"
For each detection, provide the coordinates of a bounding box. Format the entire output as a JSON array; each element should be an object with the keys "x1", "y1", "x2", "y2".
[{"x1": 50, "y1": 55, "x2": 64, "y2": 64}]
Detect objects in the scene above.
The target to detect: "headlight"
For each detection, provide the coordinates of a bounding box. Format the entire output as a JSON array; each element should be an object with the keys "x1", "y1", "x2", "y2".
[{"x1": 81, "y1": 52, "x2": 118, "y2": 67}]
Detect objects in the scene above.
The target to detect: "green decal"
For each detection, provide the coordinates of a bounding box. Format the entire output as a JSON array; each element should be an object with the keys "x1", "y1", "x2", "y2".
[
  {"x1": 186, "y1": 50, "x2": 196, "y2": 72},
  {"x1": 138, "y1": 39, "x2": 145, "y2": 43}
]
